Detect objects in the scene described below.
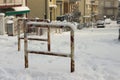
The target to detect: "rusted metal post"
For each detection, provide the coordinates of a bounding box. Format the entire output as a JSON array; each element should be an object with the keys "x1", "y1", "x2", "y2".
[
  {"x1": 17, "y1": 20, "x2": 21, "y2": 51},
  {"x1": 24, "y1": 20, "x2": 28, "y2": 68},
  {"x1": 70, "y1": 29, "x2": 75, "y2": 72},
  {"x1": 118, "y1": 28, "x2": 120, "y2": 40},
  {"x1": 48, "y1": 27, "x2": 51, "y2": 51}
]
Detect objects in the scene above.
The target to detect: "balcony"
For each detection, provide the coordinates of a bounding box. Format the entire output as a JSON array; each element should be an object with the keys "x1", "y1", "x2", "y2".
[
  {"x1": 69, "y1": 0, "x2": 80, "y2": 3},
  {"x1": 0, "y1": 0, "x2": 22, "y2": 8},
  {"x1": 49, "y1": 1, "x2": 57, "y2": 8},
  {"x1": 104, "y1": 6, "x2": 118, "y2": 9},
  {"x1": 63, "y1": 0, "x2": 80, "y2": 3},
  {"x1": 86, "y1": 0, "x2": 98, "y2": 5},
  {"x1": 56, "y1": 0, "x2": 63, "y2": 1}
]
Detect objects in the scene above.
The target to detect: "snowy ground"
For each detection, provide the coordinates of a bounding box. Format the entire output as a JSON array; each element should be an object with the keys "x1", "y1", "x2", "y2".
[{"x1": 0, "y1": 21, "x2": 120, "y2": 80}]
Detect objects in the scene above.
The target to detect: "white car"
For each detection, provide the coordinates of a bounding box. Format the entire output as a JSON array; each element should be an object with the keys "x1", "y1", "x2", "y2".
[
  {"x1": 104, "y1": 18, "x2": 111, "y2": 24},
  {"x1": 96, "y1": 20, "x2": 105, "y2": 28}
]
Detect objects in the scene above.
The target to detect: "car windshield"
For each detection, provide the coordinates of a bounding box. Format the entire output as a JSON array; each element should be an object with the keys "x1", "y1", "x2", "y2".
[{"x1": 97, "y1": 20, "x2": 104, "y2": 24}]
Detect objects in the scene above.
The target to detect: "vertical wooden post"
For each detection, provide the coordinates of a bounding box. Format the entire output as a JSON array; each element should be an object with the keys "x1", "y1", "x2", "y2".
[
  {"x1": 17, "y1": 20, "x2": 20, "y2": 51},
  {"x1": 48, "y1": 27, "x2": 51, "y2": 51},
  {"x1": 70, "y1": 29, "x2": 75, "y2": 72},
  {"x1": 24, "y1": 20, "x2": 28, "y2": 68}
]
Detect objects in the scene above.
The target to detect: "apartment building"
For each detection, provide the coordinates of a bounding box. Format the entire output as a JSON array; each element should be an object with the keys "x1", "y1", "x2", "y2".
[
  {"x1": 79, "y1": 0, "x2": 99, "y2": 23},
  {"x1": 63, "y1": 0, "x2": 119, "y2": 22},
  {"x1": 98, "y1": 0, "x2": 119, "y2": 20}
]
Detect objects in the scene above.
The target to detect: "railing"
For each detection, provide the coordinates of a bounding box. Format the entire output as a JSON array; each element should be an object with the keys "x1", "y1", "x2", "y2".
[
  {"x1": 17, "y1": 18, "x2": 75, "y2": 73},
  {"x1": 69, "y1": 0, "x2": 80, "y2": 3},
  {"x1": 104, "y1": 6, "x2": 118, "y2": 9},
  {"x1": 86, "y1": 0, "x2": 98, "y2": 5},
  {"x1": 0, "y1": 0, "x2": 22, "y2": 8},
  {"x1": 104, "y1": 1, "x2": 118, "y2": 8},
  {"x1": 56, "y1": 0, "x2": 63, "y2": 2}
]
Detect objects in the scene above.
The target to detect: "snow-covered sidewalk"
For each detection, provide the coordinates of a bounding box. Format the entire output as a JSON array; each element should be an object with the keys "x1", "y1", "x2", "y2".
[{"x1": 0, "y1": 27, "x2": 120, "y2": 80}]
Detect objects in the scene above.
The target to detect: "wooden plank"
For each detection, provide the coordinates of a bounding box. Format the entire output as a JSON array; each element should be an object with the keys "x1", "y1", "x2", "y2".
[
  {"x1": 24, "y1": 20, "x2": 28, "y2": 68},
  {"x1": 28, "y1": 25, "x2": 49, "y2": 28},
  {"x1": 18, "y1": 18, "x2": 50, "y2": 23},
  {"x1": 70, "y1": 30, "x2": 75, "y2": 72},
  {"x1": 47, "y1": 27, "x2": 51, "y2": 51},
  {"x1": 20, "y1": 37, "x2": 48, "y2": 41},
  {"x1": 17, "y1": 20, "x2": 21, "y2": 51},
  {"x1": 27, "y1": 51, "x2": 71, "y2": 57}
]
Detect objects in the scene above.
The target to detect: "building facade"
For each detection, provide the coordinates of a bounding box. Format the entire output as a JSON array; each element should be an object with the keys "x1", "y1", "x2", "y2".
[
  {"x1": 56, "y1": 0, "x2": 64, "y2": 17},
  {"x1": 18, "y1": 0, "x2": 120, "y2": 22},
  {"x1": 78, "y1": 0, "x2": 119, "y2": 23},
  {"x1": 27, "y1": 0, "x2": 60, "y2": 21},
  {"x1": 117, "y1": 1, "x2": 120, "y2": 18},
  {"x1": 27, "y1": 0, "x2": 47, "y2": 19},
  {"x1": 98, "y1": 0, "x2": 119, "y2": 20},
  {"x1": 79, "y1": 0, "x2": 99, "y2": 23}
]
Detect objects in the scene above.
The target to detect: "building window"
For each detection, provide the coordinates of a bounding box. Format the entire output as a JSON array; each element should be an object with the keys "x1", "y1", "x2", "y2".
[
  {"x1": 8, "y1": 0, "x2": 12, "y2": 3},
  {"x1": 105, "y1": 2, "x2": 112, "y2": 7},
  {"x1": 4, "y1": 0, "x2": 7, "y2": 3},
  {"x1": 106, "y1": 10, "x2": 113, "y2": 15}
]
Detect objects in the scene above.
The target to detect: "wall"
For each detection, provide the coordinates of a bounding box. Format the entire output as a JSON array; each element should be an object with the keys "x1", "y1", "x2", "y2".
[{"x1": 27, "y1": 0, "x2": 46, "y2": 19}]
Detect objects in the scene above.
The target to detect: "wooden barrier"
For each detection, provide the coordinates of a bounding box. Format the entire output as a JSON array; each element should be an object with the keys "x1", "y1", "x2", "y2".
[
  {"x1": 17, "y1": 18, "x2": 50, "y2": 51},
  {"x1": 19, "y1": 20, "x2": 75, "y2": 72}
]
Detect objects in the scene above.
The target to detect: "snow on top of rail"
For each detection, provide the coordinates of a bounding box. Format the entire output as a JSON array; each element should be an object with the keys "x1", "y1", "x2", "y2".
[{"x1": 27, "y1": 21, "x2": 77, "y2": 31}]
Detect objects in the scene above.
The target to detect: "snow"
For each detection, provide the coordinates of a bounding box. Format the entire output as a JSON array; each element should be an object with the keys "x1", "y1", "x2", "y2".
[
  {"x1": 13, "y1": 6, "x2": 30, "y2": 11},
  {"x1": 49, "y1": 5, "x2": 57, "y2": 8},
  {"x1": 0, "y1": 21, "x2": 120, "y2": 80}
]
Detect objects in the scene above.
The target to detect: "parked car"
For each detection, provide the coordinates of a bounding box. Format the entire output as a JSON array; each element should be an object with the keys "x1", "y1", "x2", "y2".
[
  {"x1": 96, "y1": 20, "x2": 105, "y2": 28},
  {"x1": 104, "y1": 18, "x2": 111, "y2": 24},
  {"x1": 116, "y1": 18, "x2": 120, "y2": 24},
  {"x1": 56, "y1": 15, "x2": 65, "y2": 21},
  {"x1": 77, "y1": 23, "x2": 84, "y2": 29}
]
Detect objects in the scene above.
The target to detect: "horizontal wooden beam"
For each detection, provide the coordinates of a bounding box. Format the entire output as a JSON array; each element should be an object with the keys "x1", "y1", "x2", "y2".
[
  {"x1": 18, "y1": 18, "x2": 50, "y2": 23},
  {"x1": 28, "y1": 25, "x2": 49, "y2": 28},
  {"x1": 27, "y1": 51, "x2": 71, "y2": 57},
  {"x1": 20, "y1": 37, "x2": 48, "y2": 41}
]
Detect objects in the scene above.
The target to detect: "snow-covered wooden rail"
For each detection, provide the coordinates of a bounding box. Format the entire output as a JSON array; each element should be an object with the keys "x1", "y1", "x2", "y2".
[{"x1": 22, "y1": 20, "x2": 75, "y2": 72}]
